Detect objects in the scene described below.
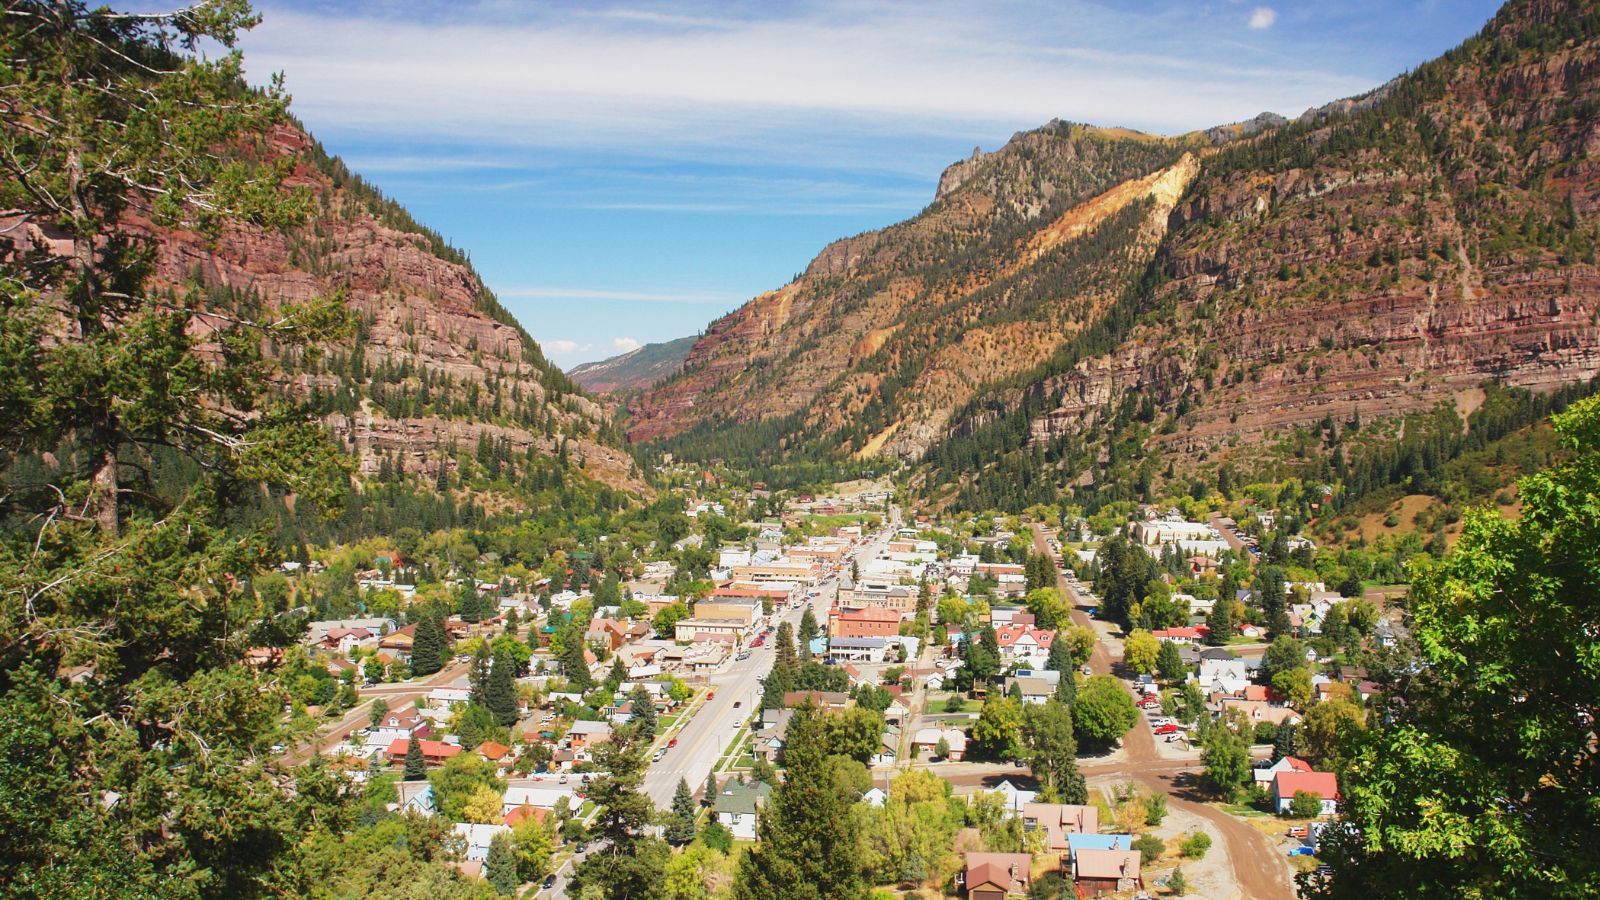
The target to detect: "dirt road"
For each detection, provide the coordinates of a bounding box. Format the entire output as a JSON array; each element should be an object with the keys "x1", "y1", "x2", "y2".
[{"x1": 1032, "y1": 525, "x2": 1294, "y2": 900}]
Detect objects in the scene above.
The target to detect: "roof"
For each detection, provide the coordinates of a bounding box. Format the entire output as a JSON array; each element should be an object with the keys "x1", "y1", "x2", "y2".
[
  {"x1": 1275, "y1": 770, "x2": 1340, "y2": 800},
  {"x1": 503, "y1": 804, "x2": 548, "y2": 827},
  {"x1": 964, "y1": 852, "x2": 1032, "y2": 892},
  {"x1": 477, "y1": 740, "x2": 511, "y2": 761},
  {"x1": 385, "y1": 738, "x2": 461, "y2": 759},
  {"x1": 567, "y1": 720, "x2": 613, "y2": 735},
  {"x1": 828, "y1": 637, "x2": 887, "y2": 649},
  {"x1": 1067, "y1": 833, "x2": 1135, "y2": 859},
  {"x1": 994, "y1": 623, "x2": 1056, "y2": 649},
  {"x1": 1074, "y1": 848, "x2": 1141, "y2": 881},
  {"x1": 715, "y1": 780, "x2": 772, "y2": 816},
  {"x1": 835, "y1": 606, "x2": 901, "y2": 622},
  {"x1": 1009, "y1": 676, "x2": 1055, "y2": 696}
]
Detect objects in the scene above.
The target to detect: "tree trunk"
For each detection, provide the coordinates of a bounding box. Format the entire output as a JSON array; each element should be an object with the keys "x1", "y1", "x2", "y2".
[{"x1": 90, "y1": 440, "x2": 118, "y2": 536}]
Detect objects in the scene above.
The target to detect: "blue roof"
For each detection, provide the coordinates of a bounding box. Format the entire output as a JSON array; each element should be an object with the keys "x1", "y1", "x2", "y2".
[
  {"x1": 1067, "y1": 833, "x2": 1135, "y2": 860},
  {"x1": 808, "y1": 637, "x2": 828, "y2": 654}
]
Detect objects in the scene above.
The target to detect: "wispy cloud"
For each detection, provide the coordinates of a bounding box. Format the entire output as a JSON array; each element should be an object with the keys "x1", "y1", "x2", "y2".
[
  {"x1": 500, "y1": 287, "x2": 738, "y2": 305},
  {"x1": 1249, "y1": 7, "x2": 1279, "y2": 30},
  {"x1": 612, "y1": 337, "x2": 641, "y2": 352},
  {"x1": 542, "y1": 339, "x2": 592, "y2": 355}
]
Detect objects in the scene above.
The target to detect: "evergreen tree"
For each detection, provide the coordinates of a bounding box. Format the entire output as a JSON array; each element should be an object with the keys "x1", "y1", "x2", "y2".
[
  {"x1": 1157, "y1": 640, "x2": 1186, "y2": 683},
  {"x1": 486, "y1": 649, "x2": 520, "y2": 727},
  {"x1": 667, "y1": 778, "x2": 698, "y2": 845},
  {"x1": 1205, "y1": 595, "x2": 1234, "y2": 646},
  {"x1": 797, "y1": 608, "x2": 819, "y2": 655},
  {"x1": 404, "y1": 733, "x2": 427, "y2": 781},
  {"x1": 1023, "y1": 697, "x2": 1086, "y2": 803},
  {"x1": 1055, "y1": 671, "x2": 1078, "y2": 706},
  {"x1": 571, "y1": 724, "x2": 669, "y2": 897},
  {"x1": 411, "y1": 615, "x2": 446, "y2": 676},
  {"x1": 485, "y1": 831, "x2": 518, "y2": 895},
  {"x1": 774, "y1": 621, "x2": 798, "y2": 672},
  {"x1": 629, "y1": 684, "x2": 658, "y2": 739},
  {"x1": 733, "y1": 703, "x2": 863, "y2": 899},
  {"x1": 704, "y1": 771, "x2": 720, "y2": 807},
  {"x1": 606, "y1": 656, "x2": 628, "y2": 694},
  {"x1": 1046, "y1": 635, "x2": 1075, "y2": 673},
  {"x1": 470, "y1": 641, "x2": 492, "y2": 705}
]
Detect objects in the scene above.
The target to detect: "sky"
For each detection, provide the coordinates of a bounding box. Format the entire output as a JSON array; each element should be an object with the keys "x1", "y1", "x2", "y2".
[{"x1": 241, "y1": 0, "x2": 1505, "y2": 368}]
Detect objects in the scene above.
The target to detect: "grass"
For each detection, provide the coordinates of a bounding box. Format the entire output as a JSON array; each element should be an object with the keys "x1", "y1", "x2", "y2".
[
  {"x1": 933, "y1": 695, "x2": 983, "y2": 713},
  {"x1": 1220, "y1": 803, "x2": 1272, "y2": 818}
]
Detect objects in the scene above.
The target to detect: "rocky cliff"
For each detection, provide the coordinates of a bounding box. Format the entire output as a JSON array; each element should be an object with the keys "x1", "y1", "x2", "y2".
[
  {"x1": 136, "y1": 124, "x2": 647, "y2": 496},
  {"x1": 636, "y1": 0, "x2": 1600, "y2": 509}
]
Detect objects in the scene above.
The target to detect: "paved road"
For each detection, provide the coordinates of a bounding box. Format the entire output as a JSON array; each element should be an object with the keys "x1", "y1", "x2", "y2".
[
  {"x1": 640, "y1": 517, "x2": 897, "y2": 809},
  {"x1": 281, "y1": 658, "x2": 470, "y2": 766},
  {"x1": 1032, "y1": 524, "x2": 1293, "y2": 900}
]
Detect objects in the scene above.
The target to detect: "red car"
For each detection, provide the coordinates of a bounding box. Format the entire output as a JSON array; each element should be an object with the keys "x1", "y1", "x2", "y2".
[
  {"x1": 1154, "y1": 723, "x2": 1181, "y2": 735},
  {"x1": 1138, "y1": 698, "x2": 1160, "y2": 708},
  {"x1": 668, "y1": 738, "x2": 678, "y2": 748},
  {"x1": 707, "y1": 692, "x2": 715, "y2": 700}
]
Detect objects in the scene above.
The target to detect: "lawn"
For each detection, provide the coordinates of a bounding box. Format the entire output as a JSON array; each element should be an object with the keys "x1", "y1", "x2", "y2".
[
  {"x1": 1220, "y1": 803, "x2": 1272, "y2": 818},
  {"x1": 933, "y1": 695, "x2": 983, "y2": 713}
]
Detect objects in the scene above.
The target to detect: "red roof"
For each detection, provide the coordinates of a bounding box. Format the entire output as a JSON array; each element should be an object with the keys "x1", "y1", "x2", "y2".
[
  {"x1": 477, "y1": 740, "x2": 511, "y2": 761},
  {"x1": 1151, "y1": 625, "x2": 1210, "y2": 640},
  {"x1": 1274, "y1": 770, "x2": 1339, "y2": 800},
  {"x1": 836, "y1": 607, "x2": 901, "y2": 622},
  {"x1": 995, "y1": 624, "x2": 1055, "y2": 649},
  {"x1": 385, "y1": 738, "x2": 462, "y2": 760},
  {"x1": 504, "y1": 805, "x2": 548, "y2": 827}
]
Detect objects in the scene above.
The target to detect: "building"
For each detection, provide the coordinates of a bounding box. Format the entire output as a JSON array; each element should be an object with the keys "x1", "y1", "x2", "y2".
[
  {"x1": 995, "y1": 623, "x2": 1056, "y2": 668},
  {"x1": 842, "y1": 579, "x2": 917, "y2": 613},
  {"x1": 961, "y1": 852, "x2": 1033, "y2": 900},
  {"x1": 1003, "y1": 675, "x2": 1056, "y2": 705},
  {"x1": 911, "y1": 727, "x2": 967, "y2": 760},
  {"x1": 566, "y1": 720, "x2": 613, "y2": 749},
  {"x1": 1273, "y1": 770, "x2": 1340, "y2": 816},
  {"x1": 730, "y1": 563, "x2": 816, "y2": 585},
  {"x1": 452, "y1": 823, "x2": 509, "y2": 862},
  {"x1": 1021, "y1": 803, "x2": 1100, "y2": 851},
  {"x1": 714, "y1": 779, "x2": 772, "y2": 840},
  {"x1": 829, "y1": 606, "x2": 902, "y2": 639},
  {"x1": 1073, "y1": 848, "x2": 1142, "y2": 896},
  {"x1": 827, "y1": 636, "x2": 889, "y2": 663},
  {"x1": 385, "y1": 738, "x2": 461, "y2": 767}
]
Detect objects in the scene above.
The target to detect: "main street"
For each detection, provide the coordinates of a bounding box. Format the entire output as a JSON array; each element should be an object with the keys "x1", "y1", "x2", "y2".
[{"x1": 640, "y1": 509, "x2": 898, "y2": 809}]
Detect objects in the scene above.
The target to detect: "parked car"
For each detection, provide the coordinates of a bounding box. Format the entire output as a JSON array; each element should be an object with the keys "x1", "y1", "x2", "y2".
[
  {"x1": 668, "y1": 738, "x2": 678, "y2": 748},
  {"x1": 1288, "y1": 825, "x2": 1310, "y2": 838},
  {"x1": 542, "y1": 874, "x2": 557, "y2": 889},
  {"x1": 1154, "y1": 724, "x2": 1181, "y2": 735},
  {"x1": 707, "y1": 692, "x2": 715, "y2": 700}
]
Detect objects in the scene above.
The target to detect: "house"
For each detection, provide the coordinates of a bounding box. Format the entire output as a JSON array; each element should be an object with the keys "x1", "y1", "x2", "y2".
[
  {"x1": 1273, "y1": 770, "x2": 1340, "y2": 816},
  {"x1": 378, "y1": 624, "x2": 416, "y2": 656},
  {"x1": 385, "y1": 738, "x2": 461, "y2": 766},
  {"x1": 1150, "y1": 625, "x2": 1209, "y2": 645},
  {"x1": 871, "y1": 725, "x2": 900, "y2": 766},
  {"x1": 566, "y1": 720, "x2": 612, "y2": 749},
  {"x1": 320, "y1": 627, "x2": 376, "y2": 655},
  {"x1": 1197, "y1": 652, "x2": 1249, "y2": 682},
  {"x1": 994, "y1": 624, "x2": 1056, "y2": 668},
  {"x1": 714, "y1": 779, "x2": 772, "y2": 840},
  {"x1": 452, "y1": 823, "x2": 509, "y2": 862},
  {"x1": 1003, "y1": 675, "x2": 1056, "y2": 705},
  {"x1": 961, "y1": 852, "x2": 1032, "y2": 900},
  {"x1": 990, "y1": 779, "x2": 1038, "y2": 815},
  {"x1": 1253, "y1": 755, "x2": 1314, "y2": 787},
  {"x1": 395, "y1": 780, "x2": 434, "y2": 815},
  {"x1": 782, "y1": 690, "x2": 850, "y2": 710},
  {"x1": 911, "y1": 727, "x2": 968, "y2": 760},
  {"x1": 1073, "y1": 848, "x2": 1142, "y2": 896},
  {"x1": 862, "y1": 787, "x2": 886, "y2": 808},
  {"x1": 1221, "y1": 698, "x2": 1300, "y2": 727},
  {"x1": 503, "y1": 805, "x2": 548, "y2": 828},
  {"x1": 476, "y1": 740, "x2": 512, "y2": 767},
  {"x1": 1021, "y1": 803, "x2": 1099, "y2": 851},
  {"x1": 1066, "y1": 833, "x2": 1135, "y2": 863}
]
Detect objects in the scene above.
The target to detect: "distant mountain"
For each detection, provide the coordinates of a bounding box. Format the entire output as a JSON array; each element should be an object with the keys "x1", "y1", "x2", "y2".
[
  {"x1": 633, "y1": 0, "x2": 1600, "y2": 510},
  {"x1": 570, "y1": 335, "x2": 698, "y2": 394}
]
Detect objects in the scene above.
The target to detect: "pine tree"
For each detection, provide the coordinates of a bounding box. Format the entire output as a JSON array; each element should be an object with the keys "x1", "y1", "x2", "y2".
[
  {"x1": 411, "y1": 616, "x2": 445, "y2": 676},
  {"x1": 797, "y1": 608, "x2": 819, "y2": 656},
  {"x1": 404, "y1": 733, "x2": 426, "y2": 781},
  {"x1": 486, "y1": 649, "x2": 520, "y2": 727},
  {"x1": 629, "y1": 684, "x2": 658, "y2": 739},
  {"x1": 667, "y1": 778, "x2": 698, "y2": 845},
  {"x1": 1205, "y1": 595, "x2": 1234, "y2": 646},
  {"x1": 704, "y1": 771, "x2": 720, "y2": 807},
  {"x1": 733, "y1": 703, "x2": 863, "y2": 899},
  {"x1": 1046, "y1": 635, "x2": 1074, "y2": 673},
  {"x1": 486, "y1": 831, "x2": 519, "y2": 895},
  {"x1": 470, "y1": 641, "x2": 492, "y2": 705}
]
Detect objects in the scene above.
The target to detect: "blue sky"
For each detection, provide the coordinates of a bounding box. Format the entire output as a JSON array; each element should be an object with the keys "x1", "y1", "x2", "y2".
[{"x1": 241, "y1": 0, "x2": 1504, "y2": 367}]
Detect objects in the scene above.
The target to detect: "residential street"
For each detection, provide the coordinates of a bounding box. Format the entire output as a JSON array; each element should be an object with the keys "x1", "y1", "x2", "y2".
[{"x1": 1031, "y1": 524, "x2": 1294, "y2": 900}]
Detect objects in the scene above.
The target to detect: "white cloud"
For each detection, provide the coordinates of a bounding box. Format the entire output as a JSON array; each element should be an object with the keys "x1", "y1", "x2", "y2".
[
  {"x1": 241, "y1": 2, "x2": 1369, "y2": 160},
  {"x1": 612, "y1": 337, "x2": 641, "y2": 352},
  {"x1": 542, "y1": 339, "x2": 592, "y2": 355},
  {"x1": 1249, "y1": 7, "x2": 1278, "y2": 30},
  {"x1": 499, "y1": 287, "x2": 737, "y2": 304}
]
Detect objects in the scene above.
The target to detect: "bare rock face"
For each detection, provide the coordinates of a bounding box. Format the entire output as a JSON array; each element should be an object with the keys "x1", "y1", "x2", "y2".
[{"x1": 135, "y1": 124, "x2": 647, "y2": 496}]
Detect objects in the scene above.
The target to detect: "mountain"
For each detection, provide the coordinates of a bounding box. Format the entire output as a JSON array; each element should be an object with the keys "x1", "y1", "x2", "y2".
[
  {"x1": 632, "y1": 0, "x2": 1600, "y2": 508},
  {"x1": 132, "y1": 124, "x2": 647, "y2": 498},
  {"x1": 570, "y1": 335, "x2": 698, "y2": 394}
]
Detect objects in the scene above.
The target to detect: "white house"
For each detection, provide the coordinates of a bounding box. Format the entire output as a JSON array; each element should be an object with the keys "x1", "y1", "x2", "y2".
[
  {"x1": 714, "y1": 780, "x2": 772, "y2": 841},
  {"x1": 452, "y1": 823, "x2": 509, "y2": 861}
]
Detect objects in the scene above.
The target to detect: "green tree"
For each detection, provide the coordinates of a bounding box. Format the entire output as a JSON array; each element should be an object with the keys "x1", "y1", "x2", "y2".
[
  {"x1": 972, "y1": 696, "x2": 1024, "y2": 761},
  {"x1": 1261, "y1": 635, "x2": 1308, "y2": 684},
  {"x1": 404, "y1": 732, "x2": 427, "y2": 781},
  {"x1": 429, "y1": 752, "x2": 504, "y2": 821},
  {"x1": 1046, "y1": 634, "x2": 1075, "y2": 673},
  {"x1": 1022, "y1": 698, "x2": 1086, "y2": 803},
  {"x1": 667, "y1": 777, "x2": 698, "y2": 845},
  {"x1": 1074, "y1": 675, "x2": 1138, "y2": 750},
  {"x1": 1123, "y1": 629, "x2": 1160, "y2": 676},
  {"x1": 0, "y1": 3, "x2": 355, "y2": 891},
  {"x1": 1156, "y1": 640, "x2": 1185, "y2": 682},
  {"x1": 703, "y1": 770, "x2": 719, "y2": 807},
  {"x1": 1169, "y1": 866, "x2": 1188, "y2": 896},
  {"x1": 486, "y1": 830, "x2": 519, "y2": 895},
  {"x1": 1024, "y1": 586, "x2": 1070, "y2": 630},
  {"x1": 511, "y1": 816, "x2": 555, "y2": 883},
  {"x1": 823, "y1": 706, "x2": 886, "y2": 764},
  {"x1": 486, "y1": 649, "x2": 521, "y2": 727},
  {"x1": 629, "y1": 684, "x2": 659, "y2": 740},
  {"x1": 1204, "y1": 595, "x2": 1234, "y2": 645},
  {"x1": 1201, "y1": 720, "x2": 1250, "y2": 800},
  {"x1": 370, "y1": 698, "x2": 390, "y2": 729},
  {"x1": 1289, "y1": 790, "x2": 1325, "y2": 819},
  {"x1": 798, "y1": 607, "x2": 819, "y2": 655},
  {"x1": 733, "y1": 702, "x2": 863, "y2": 900},
  {"x1": 572, "y1": 724, "x2": 669, "y2": 898},
  {"x1": 1133, "y1": 832, "x2": 1165, "y2": 865},
  {"x1": 411, "y1": 614, "x2": 446, "y2": 676}
]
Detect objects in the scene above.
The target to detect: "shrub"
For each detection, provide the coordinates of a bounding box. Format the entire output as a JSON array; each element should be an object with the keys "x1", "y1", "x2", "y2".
[
  {"x1": 1145, "y1": 792, "x2": 1168, "y2": 826},
  {"x1": 1180, "y1": 831, "x2": 1212, "y2": 859},
  {"x1": 1133, "y1": 832, "x2": 1165, "y2": 864},
  {"x1": 1289, "y1": 789, "x2": 1325, "y2": 819}
]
